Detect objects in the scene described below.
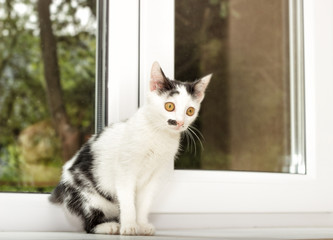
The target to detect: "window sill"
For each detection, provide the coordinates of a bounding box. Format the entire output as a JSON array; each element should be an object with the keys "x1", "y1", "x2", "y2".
[{"x1": 1, "y1": 228, "x2": 333, "y2": 240}]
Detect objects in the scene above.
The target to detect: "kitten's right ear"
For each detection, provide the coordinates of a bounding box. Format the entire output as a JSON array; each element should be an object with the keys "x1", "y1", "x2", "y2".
[{"x1": 150, "y1": 61, "x2": 167, "y2": 92}]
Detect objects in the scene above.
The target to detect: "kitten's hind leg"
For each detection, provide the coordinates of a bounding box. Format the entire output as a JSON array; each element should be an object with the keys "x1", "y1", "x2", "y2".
[{"x1": 84, "y1": 209, "x2": 120, "y2": 235}]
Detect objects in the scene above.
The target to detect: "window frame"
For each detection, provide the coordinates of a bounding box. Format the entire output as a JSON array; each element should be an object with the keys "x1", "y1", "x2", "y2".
[
  {"x1": 107, "y1": 0, "x2": 139, "y2": 123},
  {"x1": 1, "y1": 0, "x2": 333, "y2": 232},
  {"x1": 95, "y1": 0, "x2": 109, "y2": 133}
]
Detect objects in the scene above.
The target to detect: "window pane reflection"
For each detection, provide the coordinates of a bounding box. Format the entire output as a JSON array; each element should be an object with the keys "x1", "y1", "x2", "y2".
[{"x1": 175, "y1": 0, "x2": 303, "y2": 173}]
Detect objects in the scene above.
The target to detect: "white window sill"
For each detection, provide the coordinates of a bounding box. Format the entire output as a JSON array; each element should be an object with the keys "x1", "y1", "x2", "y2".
[{"x1": 1, "y1": 228, "x2": 333, "y2": 240}]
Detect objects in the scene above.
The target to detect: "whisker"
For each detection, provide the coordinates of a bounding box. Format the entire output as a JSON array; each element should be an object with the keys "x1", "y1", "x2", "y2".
[
  {"x1": 186, "y1": 128, "x2": 197, "y2": 155},
  {"x1": 182, "y1": 131, "x2": 190, "y2": 152},
  {"x1": 188, "y1": 130, "x2": 194, "y2": 154},
  {"x1": 188, "y1": 125, "x2": 205, "y2": 141},
  {"x1": 183, "y1": 130, "x2": 190, "y2": 153},
  {"x1": 188, "y1": 127, "x2": 204, "y2": 151}
]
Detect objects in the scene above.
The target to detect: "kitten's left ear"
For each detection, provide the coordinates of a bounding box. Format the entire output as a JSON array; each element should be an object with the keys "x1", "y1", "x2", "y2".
[{"x1": 193, "y1": 73, "x2": 213, "y2": 103}]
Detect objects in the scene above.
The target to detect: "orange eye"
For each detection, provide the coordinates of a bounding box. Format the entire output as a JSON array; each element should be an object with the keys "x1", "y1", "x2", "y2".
[
  {"x1": 165, "y1": 102, "x2": 175, "y2": 112},
  {"x1": 186, "y1": 107, "x2": 195, "y2": 116}
]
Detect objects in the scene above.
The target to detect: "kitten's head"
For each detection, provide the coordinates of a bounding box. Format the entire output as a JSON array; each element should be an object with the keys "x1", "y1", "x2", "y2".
[{"x1": 147, "y1": 61, "x2": 212, "y2": 133}]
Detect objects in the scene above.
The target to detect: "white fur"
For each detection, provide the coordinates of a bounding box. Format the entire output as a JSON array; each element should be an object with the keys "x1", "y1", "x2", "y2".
[{"x1": 94, "y1": 222, "x2": 120, "y2": 235}]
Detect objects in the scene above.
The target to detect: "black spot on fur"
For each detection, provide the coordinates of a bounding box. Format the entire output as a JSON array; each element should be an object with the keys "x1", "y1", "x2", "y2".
[
  {"x1": 73, "y1": 174, "x2": 84, "y2": 187},
  {"x1": 49, "y1": 183, "x2": 66, "y2": 204},
  {"x1": 167, "y1": 119, "x2": 177, "y2": 126},
  {"x1": 85, "y1": 209, "x2": 120, "y2": 233},
  {"x1": 50, "y1": 183, "x2": 86, "y2": 218},
  {"x1": 158, "y1": 78, "x2": 199, "y2": 99},
  {"x1": 49, "y1": 140, "x2": 119, "y2": 233},
  {"x1": 184, "y1": 81, "x2": 197, "y2": 96},
  {"x1": 50, "y1": 181, "x2": 118, "y2": 233},
  {"x1": 68, "y1": 142, "x2": 116, "y2": 204},
  {"x1": 157, "y1": 78, "x2": 177, "y2": 94},
  {"x1": 70, "y1": 143, "x2": 95, "y2": 185},
  {"x1": 66, "y1": 186, "x2": 85, "y2": 216},
  {"x1": 84, "y1": 209, "x2": 106, "y2": 233},
  {"x1": 168, "y1": 90, "x2": 180, "y2": 97}
]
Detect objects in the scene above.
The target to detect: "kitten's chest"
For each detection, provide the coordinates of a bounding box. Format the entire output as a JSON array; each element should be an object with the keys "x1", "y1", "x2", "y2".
[
  {"x1": 144, "y1": 132, "x2": 179, "y2": 158},
  {"x1": 135, "y1": 134, "x2": 179, "y2": 182},
  {"x1": 140, "y1": 138, "x2": 178, "y2": 165}
]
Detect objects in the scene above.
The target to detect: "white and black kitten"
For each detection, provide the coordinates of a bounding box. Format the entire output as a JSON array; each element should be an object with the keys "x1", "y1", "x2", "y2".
[{"x1": 49, "y1": 62, "x2": 212, "y2": 235}]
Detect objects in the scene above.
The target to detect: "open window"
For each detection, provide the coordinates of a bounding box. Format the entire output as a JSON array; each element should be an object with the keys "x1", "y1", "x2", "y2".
[{"x1": 1, "y1": 0, "x2": 333, "y2": 231}]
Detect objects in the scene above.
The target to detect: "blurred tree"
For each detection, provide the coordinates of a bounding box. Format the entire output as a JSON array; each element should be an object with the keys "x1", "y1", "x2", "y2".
[
  {"x1": 0, "y1": 0, "x2": 96, "y2": 190},
  {"x1": 37, "y1": 0, "x2": 80, "y2": 162}
]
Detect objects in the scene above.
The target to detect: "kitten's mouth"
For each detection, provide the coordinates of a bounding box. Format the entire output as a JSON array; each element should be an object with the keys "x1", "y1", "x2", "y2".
[{"x1": 174, "y1": 125, "x2": 184, "y2": 131}]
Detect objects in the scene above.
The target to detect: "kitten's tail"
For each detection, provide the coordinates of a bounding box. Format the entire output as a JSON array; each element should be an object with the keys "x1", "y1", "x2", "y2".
[{"x1": 49, "y1": 183, "x2": 66, "y2": 204}]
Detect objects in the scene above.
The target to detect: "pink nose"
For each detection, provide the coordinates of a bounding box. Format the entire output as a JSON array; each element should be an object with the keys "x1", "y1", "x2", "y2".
[{"x1": 177, "y1": 121, "x2": 184, "y2": 127}]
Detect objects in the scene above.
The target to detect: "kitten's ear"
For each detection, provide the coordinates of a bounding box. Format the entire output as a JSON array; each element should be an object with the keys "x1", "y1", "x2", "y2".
[
  {"x1": 193, "y1": 73, "x2": 212, "y2": 102},
  {"x1": 150, "y1": 61, "x2": 168, "y2": 92}
]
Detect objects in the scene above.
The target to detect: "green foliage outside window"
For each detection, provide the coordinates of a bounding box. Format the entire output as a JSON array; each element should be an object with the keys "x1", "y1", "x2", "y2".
[{"x1": 0, "y1": 0, "x2": 96, "y2": 192}]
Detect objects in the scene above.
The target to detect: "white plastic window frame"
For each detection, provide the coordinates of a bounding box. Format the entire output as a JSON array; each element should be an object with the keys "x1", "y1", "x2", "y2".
[{"x1": 1, "y1": 0, "x2": 333, "y2": 232}]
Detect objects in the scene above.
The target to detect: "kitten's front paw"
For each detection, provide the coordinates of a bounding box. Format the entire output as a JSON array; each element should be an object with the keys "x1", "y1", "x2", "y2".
[
  {"x1": 139, "y1": 223, "x2": 155, "y2": 236},
  {"x1": 93, "y1": 222, "x2": 120, "y2": 235},
  {"x1": 120, "y1": 223, "x2": 140, "y2": 235}
]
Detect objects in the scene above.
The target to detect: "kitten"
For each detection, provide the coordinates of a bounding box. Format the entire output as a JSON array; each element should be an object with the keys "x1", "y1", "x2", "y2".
[{"x1": 49, "y1": 62, "x2": 212, "y2": 235}]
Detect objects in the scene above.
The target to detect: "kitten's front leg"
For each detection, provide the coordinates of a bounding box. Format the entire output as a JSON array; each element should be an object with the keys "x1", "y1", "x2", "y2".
[
  {"x1": 116, "y1": 180, "x2": 140, "y2": 235},
  {"x1": 136, "y1": 183, "x2": 156, "y2": 236},
  {"x1": 136, "y1": 163, "x2": 172, "y2": 236}
]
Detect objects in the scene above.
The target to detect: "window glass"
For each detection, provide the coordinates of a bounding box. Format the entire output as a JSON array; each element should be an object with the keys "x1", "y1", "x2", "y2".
[
  {"x1": 175, "y1": 0, "x2": 304, "y2": 173},
  {"x1": 0, "y1": 0, "x2": 96, "y2": 192}
]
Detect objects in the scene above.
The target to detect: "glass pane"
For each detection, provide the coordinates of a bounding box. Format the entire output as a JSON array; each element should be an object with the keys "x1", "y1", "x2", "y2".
[
  {"x1": 0, "y1": 0, "x2": 96, "y2": 192},
  {"x1": 175, "y1": 0, "x2": 304, "y2": 173}
]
